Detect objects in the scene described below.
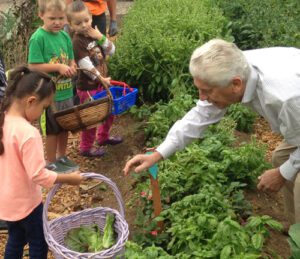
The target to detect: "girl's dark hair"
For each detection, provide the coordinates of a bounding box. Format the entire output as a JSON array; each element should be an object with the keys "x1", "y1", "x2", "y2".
[{"x1": 0, "y1": 66, "x2": 56, "y2": 155}]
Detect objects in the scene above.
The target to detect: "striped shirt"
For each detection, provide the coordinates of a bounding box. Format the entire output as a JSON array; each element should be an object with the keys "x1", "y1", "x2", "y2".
[
  {"x1": 0, "y1": 55, "x2": 7, "y2": 98},
  {"x1": 156, "y1": 47, "x2": 300, "y2": 181}
]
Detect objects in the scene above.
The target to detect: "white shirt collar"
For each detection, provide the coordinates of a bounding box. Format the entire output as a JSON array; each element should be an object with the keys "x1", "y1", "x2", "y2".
[{"x1": 241, "y1": 65, "x2": 258, "y2": 104}]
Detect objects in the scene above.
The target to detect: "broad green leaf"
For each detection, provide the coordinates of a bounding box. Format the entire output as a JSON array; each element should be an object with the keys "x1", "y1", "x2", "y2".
[
  {"x1": 265, "y1": 219, "x2": 283, "y2": 231},
  {"x1": 289, "y1": 223, "x2": 300, "y2": 247},
  {"x1": 251, "y1": 233, "x2": 264, "y2": 250},
  {"x1": 247, "y1": 217, "x2": 262, "y2": 228},
  {"x1": 288, "y1": 237, "x2": 300, "y2": 258},
  {"x1": 220, "y1": 245, "x2": 231, "y2": 259}
]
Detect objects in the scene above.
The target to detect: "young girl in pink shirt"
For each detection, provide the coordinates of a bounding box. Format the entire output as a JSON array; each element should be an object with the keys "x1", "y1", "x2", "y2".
[{"x1": 0, "y1": 66, "x2": 84, "y2": 259}]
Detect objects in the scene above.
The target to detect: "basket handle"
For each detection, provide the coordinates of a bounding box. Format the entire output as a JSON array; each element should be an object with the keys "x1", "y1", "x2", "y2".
[
  {"x1": 51, "y1": 68, "x2": 113, "y2": 113},
  {"x1": 76, "y1": 68, "x2": 113, "y2": 101},
  {"x1": 43, "y1": 172, "x2": 126, "y2": 227},
  {"x1": 110, "y1": 80, "x2": 134, "y2": 96}
]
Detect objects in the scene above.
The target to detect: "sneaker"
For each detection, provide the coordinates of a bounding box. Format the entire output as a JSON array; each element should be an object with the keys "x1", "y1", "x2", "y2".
[
  {"x1": 98, "y1": 136, "x2": 123, "y2": 146},
  {"x1": 80, "y1": 148, "x2": 105, "y2": 157},
  {"x1": 46, "y1": 161, "x2": 73, "y2": 174},
  {"x1": 56, "y1": 156, "x2": 79, "y2": 171}
]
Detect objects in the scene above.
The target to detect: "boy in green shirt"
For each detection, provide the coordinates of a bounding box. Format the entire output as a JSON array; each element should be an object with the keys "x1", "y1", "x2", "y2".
[{"x1": 28, "y1": 0, "x2": 78, "y2": 173}]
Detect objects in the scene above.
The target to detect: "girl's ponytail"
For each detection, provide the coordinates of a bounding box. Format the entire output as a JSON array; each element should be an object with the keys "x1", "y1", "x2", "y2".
[
  {"x1": 0, "y1": 66, "x2": 55, "y2": 155},
  {"x1": 0, "y1": 97, "x2": 9, "y2": 155}
]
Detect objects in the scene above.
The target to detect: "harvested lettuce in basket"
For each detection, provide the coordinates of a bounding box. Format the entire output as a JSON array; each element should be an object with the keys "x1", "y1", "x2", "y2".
[
  {"x1": 103, "y1": 213, "x2": 116, "y2": 249},
  {"x1": 64, "y1": 214, "x2": 116, "y2": 253},
  {"x1": 65, "y1": 224, "x2": 103, "y2": 253}
]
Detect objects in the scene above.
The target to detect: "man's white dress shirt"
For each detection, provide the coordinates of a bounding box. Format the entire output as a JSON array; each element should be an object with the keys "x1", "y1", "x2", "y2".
[{"x1": 156, "y1": 47, "x2": 300, "y2": 181}]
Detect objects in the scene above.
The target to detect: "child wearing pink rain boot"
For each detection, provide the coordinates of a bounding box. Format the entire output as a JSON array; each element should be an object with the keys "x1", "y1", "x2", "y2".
[{"x1": 67, "y1": 1, "x2": 122, "y2": 157}]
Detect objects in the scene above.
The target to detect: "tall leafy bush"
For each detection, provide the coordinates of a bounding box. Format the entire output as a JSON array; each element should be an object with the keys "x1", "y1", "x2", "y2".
[
  {"x1": 214, "y1": 0, "x2": 300, "y2": 50},
  {"x1": 0, "y1": 0, "x2": 40, "y2": 68},
  {"x1": 109, "y1": 0, "x2": 231, "y2": 102}
]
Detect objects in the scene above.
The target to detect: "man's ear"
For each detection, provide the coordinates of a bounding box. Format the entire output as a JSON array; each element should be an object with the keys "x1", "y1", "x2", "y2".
[{"x1": 231, "y1": 77, "x2": 244, "y2": 94}]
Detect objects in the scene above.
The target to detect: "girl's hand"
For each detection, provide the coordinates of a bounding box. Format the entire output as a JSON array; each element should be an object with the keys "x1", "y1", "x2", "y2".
[
  {"x1": 67, "y1": 171, "x2": 85, "y2": 185},
  {"x1": 86, "y1": 26, "x2": 103, "y2": 40}
]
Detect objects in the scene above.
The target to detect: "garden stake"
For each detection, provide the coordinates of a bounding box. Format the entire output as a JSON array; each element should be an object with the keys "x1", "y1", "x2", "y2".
[{"x1": 147, "y1": 152, "x2": 164, "y2": 232}]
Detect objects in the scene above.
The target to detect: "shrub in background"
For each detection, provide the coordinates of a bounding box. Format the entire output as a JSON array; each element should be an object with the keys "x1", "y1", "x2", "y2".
[
  {"x1": 109, "y1": 0, "x2": 232, "y2": 103},
  {"x1": 0, "y1": 0, "x2": 40, "y2": 68},
  {"x1": 214, "y1": 0, "x2": 300, "y2": 50}
]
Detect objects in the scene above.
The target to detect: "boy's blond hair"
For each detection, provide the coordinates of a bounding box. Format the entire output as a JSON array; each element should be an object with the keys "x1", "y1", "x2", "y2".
[{"x1": 38, "y1": 0, "x2": 66, "y2": 14}]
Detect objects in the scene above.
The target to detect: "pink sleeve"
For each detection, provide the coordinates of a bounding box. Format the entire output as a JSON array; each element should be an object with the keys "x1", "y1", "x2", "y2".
[{"x1": 21, "y1": 132, "x2": 57, "y2": 188}]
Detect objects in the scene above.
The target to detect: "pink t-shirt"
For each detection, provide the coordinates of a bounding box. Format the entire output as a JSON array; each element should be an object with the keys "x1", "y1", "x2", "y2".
[{"x1": 0, "y1": 115, "x2": 57, "y2": 221}]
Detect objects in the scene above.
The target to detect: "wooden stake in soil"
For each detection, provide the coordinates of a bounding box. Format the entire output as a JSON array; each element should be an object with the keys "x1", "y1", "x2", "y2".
[{"x1": 147, "y1": 152, "x2": 164, "y2": 232}]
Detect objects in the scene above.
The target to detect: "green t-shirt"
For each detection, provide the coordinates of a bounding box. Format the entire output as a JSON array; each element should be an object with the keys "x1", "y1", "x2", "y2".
[{"x1": 28, "y1": 28, "x2": 74, "y2": 101}]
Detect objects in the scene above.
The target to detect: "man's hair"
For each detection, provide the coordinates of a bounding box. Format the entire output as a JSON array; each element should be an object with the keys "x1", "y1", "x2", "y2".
[
  {"x1": 189, "y1": 39, "x2": 250, "y2": 88},
  {"x1": 66, "y1": 0, "x2": 90, "y2": 23},
  {"x1": 38, "y1": 0, "x2": 66, "y2": 14}
]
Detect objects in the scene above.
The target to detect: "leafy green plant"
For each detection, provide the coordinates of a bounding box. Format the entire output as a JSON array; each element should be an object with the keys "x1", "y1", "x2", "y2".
[
  {"x1": 145, "y1": 92, "x2": 195, "y2": 146},
  {"x1": 121, "y1": 241, "x2": 173, "y2": 259},
  {"x1": 109, "y1": 0, "x2": 232, "y2": 102},
  {"x1": 64, "y1": 214, "x2": 116, "y2": 253},
  {"x1": 226, "y1": 103, "x2": 257, "y2": 133},
  {"x1": 102, "y1": 213, "x2": 116, "y2": 249},
  {"x1": 65, "y1": 224, "x2": 103, "y2": 253},
  {"x1": 288, "y1": 223, "x2": 300, "y2": 259},
  {"x1": 221, "y1": 138, "x2": 271, "y2": 187},
  {"x1": 214, "y1": 0, "x2": 300, "y2": 49},
  {"x1": 0, "y1": 8, "x2": 16, "y2": 42},
  {"x1": 0, "y1": 0, "x2": 40, "y2": 68}
]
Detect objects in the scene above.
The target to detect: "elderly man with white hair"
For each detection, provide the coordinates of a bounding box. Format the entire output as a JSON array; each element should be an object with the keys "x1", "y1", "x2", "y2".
[{"x1": 123, "y1": 39, "x2": 300, "y2": 227}]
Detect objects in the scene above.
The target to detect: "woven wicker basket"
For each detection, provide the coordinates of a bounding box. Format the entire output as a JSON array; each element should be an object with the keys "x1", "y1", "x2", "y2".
[
  {"x1": 53, "y1": 69, "x2": 112, "y2": 133},
  {"x1": 43, "y1": 172, "x2": 129, "y2": 259}
]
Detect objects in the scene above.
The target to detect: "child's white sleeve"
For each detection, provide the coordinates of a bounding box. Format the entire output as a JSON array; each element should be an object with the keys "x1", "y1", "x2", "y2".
[{"x1": 78, "y1": 56, "x2": 100, "y2": 80}]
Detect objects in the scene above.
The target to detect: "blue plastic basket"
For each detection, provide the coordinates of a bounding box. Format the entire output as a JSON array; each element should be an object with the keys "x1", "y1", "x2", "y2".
[{"x1": 93, "y1": 82, "x2": 138, "y2": 115}]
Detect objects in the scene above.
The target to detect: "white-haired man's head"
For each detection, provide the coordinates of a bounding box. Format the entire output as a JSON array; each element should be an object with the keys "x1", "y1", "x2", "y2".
[
  {"x1": 189, "y1": 39, "x2": 250, "y2": 88},
  {"x1": 189, "y1": 39, "x2": 249, "y2": 109}
]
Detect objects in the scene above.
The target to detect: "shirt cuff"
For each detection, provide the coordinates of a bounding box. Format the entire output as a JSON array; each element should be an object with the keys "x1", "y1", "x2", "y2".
[
  {"x1": 156, "y1": 140, "x2": 178, "y2": 159},
  {"x1": 279, "y1": 159, "x2": 298, "y2": 181}
]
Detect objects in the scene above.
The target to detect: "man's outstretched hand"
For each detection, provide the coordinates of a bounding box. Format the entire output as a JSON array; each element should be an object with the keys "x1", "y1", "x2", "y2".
[
  {"x1": 123, "y1": 152, "x2": 162, "y2": 176},
  {"x1": 257, "y1": 168, "x2": 286, "y2": 192}
]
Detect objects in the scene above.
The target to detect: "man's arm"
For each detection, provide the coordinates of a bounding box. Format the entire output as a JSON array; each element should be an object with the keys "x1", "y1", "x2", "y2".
[
  {"x1": 156, "y1": 100, "x2": 226, "y2": 159},
  {"x1": 107, "y1": 0, "x2": 118, "y2": 36},
  {"x1": 123, "y1": 100, "x2": 226, "y2": 175},
  {"x1": 257, "y1": 97, "x2": 300, "y2": 192},
  {"x1": 107, "y1": 0, "x2": 117, "y2": 21}
]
